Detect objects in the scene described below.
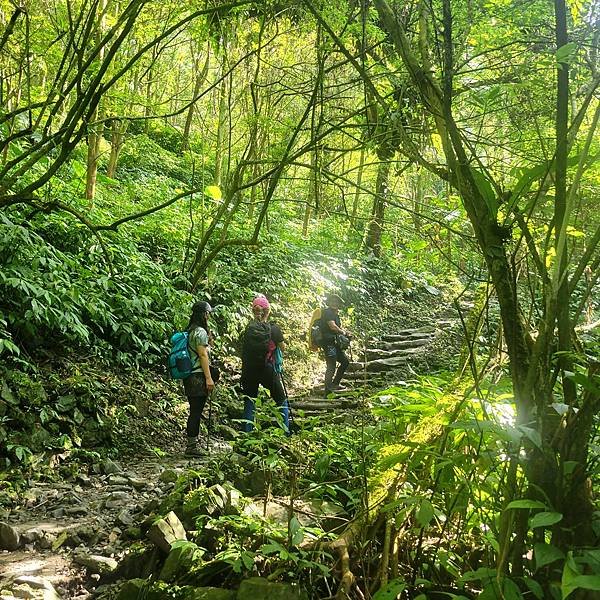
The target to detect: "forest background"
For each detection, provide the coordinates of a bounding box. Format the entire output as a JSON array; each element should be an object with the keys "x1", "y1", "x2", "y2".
[{"x1": 1, "y1": 0, "x2": 600, "y2": 599}]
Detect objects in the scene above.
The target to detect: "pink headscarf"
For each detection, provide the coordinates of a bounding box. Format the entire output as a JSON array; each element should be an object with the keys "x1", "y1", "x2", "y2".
[{"x1": 252, "y1": 295, "x2": 270, "y2": 310}]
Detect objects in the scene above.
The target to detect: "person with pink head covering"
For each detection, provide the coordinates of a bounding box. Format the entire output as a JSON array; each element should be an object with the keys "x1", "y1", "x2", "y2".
[{"x1": 240, "y1": 294, "x2": 288, "y2": 432}]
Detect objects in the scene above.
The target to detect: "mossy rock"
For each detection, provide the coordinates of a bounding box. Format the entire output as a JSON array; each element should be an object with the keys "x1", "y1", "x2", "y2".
[
  {"x1": 117, "y1": 580, "x2": 235, "y2": 600},
  {"x1": 186, "y1": 588, "x2": 236, "y2": 600},
  {"x1": 237, "y1": 577, "x2": 308, "y2": 600},
  {"x1": 159, "y1": 541, "x2": 204, "y2": 583}
]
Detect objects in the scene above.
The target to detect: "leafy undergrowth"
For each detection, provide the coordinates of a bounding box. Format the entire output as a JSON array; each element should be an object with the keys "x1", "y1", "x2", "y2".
[
  {"x1": 82, "y1": 370, "x2": 600, "y2": 600},
  {"x1": 0, "y1": 355, "x2": 186, "y2": 501}
]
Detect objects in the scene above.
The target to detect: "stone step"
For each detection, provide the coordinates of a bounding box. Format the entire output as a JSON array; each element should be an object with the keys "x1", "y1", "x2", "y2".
[
  {"x1": 379, "y1": 330, "x2": 435, "y2": 342},
  {"x1": 347, "y1": 354, "x2": 413, "y2": 374},
  {"x1": 364, "y1": 340, "x2": 430, "y2": 358},
  {"x1": 291, "y1": 400, "x2": 349, "y2": 411},
  {"x1": 370, "y1": 337, "x2": 434, "y2": 350}
]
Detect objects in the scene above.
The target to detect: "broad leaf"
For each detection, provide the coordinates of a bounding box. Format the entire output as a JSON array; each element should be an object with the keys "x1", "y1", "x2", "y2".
[
  {"x1": 534, "y1": 543, "x2": 564, "y2": 569},
  {"x1": 506, "y1": 500, "x2": 548, "y2": 510},
  {"x1": 530, "y1": 511, "x2": 563, "y2": 529},
  {"x1": 372, "y1": 579, "x2": 406, "y2": 600}
]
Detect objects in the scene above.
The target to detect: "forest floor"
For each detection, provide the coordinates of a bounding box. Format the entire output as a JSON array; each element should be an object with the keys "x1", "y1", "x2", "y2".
[
  {"x1": 1, "y1": 387, "x2": 361, "y2": 599},
  {"x1": 0, "y1": 443, "x2": 200, "y2": 598},
  {"x1": 0, "y1": 314, "x2": 459, "y2": 599}
]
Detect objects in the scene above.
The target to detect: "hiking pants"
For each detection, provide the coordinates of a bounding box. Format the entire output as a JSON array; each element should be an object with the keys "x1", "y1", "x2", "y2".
[
  {"x1": 186, "y1": 395, "x2": 208, "y2": 437},
  {"x1": 241, "y1": 364, "x2": 289, "y2": 433},
  {"x1": 183, "y1": 373, "x2": 208, "y2": 437},
  {"x1": 324, "y1": 345, "x2": 349, "y2": 391}
]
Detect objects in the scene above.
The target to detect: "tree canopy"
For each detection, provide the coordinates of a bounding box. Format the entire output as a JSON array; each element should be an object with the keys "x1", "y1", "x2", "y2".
[{"x1": 1, "y1": 0, "x2": 600, "y2": 598}]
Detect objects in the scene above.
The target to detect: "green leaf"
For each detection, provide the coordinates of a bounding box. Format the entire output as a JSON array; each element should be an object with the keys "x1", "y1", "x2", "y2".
[
  {"x1": 518, "y1": 425, "x2": 543, "y2": 449},
  {"x1": 260, "y1": 541, "x2": 287, "y2": 555},
  {"x1": 564, "y1": 371, "x2": 600, "y2": 395},
  {"x1": 416, "y1": 498, "x2": 434, "y2": 527},
  {"x1": 240, "y1": 550, "x2": 255, "y2": 570},
  {"x1": 551, "y1": 402, "x2": 571, "y2": 415},
  {"x1": 1, "y1": 382, "x2": 18, "y2": 405},
  {"x1": 471, "y1": 170, "x2": 498, "y2": 217},
  {"x1": 556, "y1": 42, "x2": 577, "y2": 65},
  {"x1": 567, "y1": 575, "x2": 600, "y2": 594},
  {"x1": 52, "y1": 531, "x2": 69, "y2": 551},
  {"x1": 56, "y1": 395, "x2": 76, "y2": 413},
  {"x1": 534, "y1": 543, "x2": 565, "y2": 569},
  {"x1": 506, "y1": 500, "x2": 548, "y2": 510},
  {"x1": 460, "y1": 567, "x2": 497, "y2": 583},
  {"x1": 372, "y1": 579, "x2": 406, "y2": 600},
  {"x1": 562, "y1": 552, "x2": 581, "y2": 599},
  {"x1": 530, "y1": 511, "x2": 563, "y2": 529},
  {"x1": 204, "y1": 185, "x2": 222, "y2": 200},
  {"x1": 524, "y1": 577, "x2": 544, "y2": 599},
  {"x1": 503, "y1": 578, "x2": 524, "y2": 600}
]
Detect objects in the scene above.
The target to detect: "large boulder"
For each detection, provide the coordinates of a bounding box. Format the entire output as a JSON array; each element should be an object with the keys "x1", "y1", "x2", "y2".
[
  {"x1": 0, "y1": 575, "x2": 61, "y2": 600},
  {"x1": 188, "y1": 588, "x2": 236, "y2": 599},
  {"x1": 0, "y1": 522, "x2": 20, "y2": 551},
  {"x1": 73, "y1": 552, "x2": 118, "y2": 574}
]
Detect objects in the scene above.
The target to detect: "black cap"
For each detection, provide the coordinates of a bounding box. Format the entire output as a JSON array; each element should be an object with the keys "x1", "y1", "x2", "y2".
[{"x1": 193, "y1": 300, "x2": 212, "y2": 313}]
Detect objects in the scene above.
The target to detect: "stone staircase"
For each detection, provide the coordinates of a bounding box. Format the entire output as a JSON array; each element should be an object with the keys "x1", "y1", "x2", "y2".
[{"x1": 289, "y1": 324, "x2": 445, "y2": 420}]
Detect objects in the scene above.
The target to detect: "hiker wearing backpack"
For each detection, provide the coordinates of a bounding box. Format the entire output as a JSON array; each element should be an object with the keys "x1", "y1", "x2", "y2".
[
  {"x1": 240, "y1": 295, "x2": 289, "y2": 433},
  {"x1": 182, "y1": 301, "x2": 215, "y2": 457},
  {"x1": 320, "y1": 293, "x2": 351, "y2": 394}
]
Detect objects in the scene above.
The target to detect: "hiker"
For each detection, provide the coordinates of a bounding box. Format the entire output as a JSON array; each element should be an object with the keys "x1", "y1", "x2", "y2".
[
  {"x1": 320, "y1": 293, "x2": 351, "y2": 394},
  {"x1": 240, "y1": 295, "x2": 289, "y2": 433},
  {"x1": 183, "y1": 300, "x2": 215, "y2": 457}
]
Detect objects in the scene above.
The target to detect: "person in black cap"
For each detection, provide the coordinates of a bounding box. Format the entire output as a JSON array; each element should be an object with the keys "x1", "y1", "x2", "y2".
[
  {"x1": 182, "y1": 301, "x2": 215, "y2": 456},
  {"x1": 319, "y1": 294, "x2": 350, "y2": 394}
]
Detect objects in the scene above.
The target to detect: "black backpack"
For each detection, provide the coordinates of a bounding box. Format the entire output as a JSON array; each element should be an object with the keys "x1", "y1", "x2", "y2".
[{"x1": 242, "y1": 321, "x2": 273, "y2": 368}]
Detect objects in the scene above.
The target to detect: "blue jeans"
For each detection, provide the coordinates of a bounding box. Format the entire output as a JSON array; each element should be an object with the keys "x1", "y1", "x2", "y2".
[{"x1": 241, "y1": 364, "x2": 289, "y2": 432}]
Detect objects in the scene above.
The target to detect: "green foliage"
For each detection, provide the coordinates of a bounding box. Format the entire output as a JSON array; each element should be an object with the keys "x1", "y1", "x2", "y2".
[{"x1": 0, "y1": 213, "x2": 190, "y2": 365}]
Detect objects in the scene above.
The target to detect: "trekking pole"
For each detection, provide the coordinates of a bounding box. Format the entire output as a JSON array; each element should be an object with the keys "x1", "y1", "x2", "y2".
[{"x1": 206, "y1": 389, "x2": 213, "y2": 451}]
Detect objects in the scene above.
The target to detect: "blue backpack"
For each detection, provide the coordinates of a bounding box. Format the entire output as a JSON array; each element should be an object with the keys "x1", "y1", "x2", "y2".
[{"x1": 168, "y1": 331, "x2": 195, "y2": 379}]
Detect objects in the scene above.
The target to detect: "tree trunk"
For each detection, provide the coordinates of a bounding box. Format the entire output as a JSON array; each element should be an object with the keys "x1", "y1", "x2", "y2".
[
  {"x1": 350, "y1": 146, "x2": 366, "y2": 228},
  {"x1": 85, "y1": 105, "x2": 105, "y2": 202},
  {"x1": 366, "y1": 160, "x2": 390, "y2": 256},
  {"x1": 85, "y1": 0, "x2": 107, "y2": 203},
  {"x1": 181, "y1": 49, "x2": 210, "y2": 153},
  {"x1": 303, "y1": 146, "x2": 320, "y2": 237},
  {"x1": 106, "y1": 118, "x2": 127, "y2": 179},
  {"x1": 213, "y1": 41, "x2": 229, "y2": 186}
]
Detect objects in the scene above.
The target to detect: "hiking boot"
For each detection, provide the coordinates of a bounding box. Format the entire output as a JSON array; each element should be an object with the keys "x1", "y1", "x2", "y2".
[{"x1": 184, "y1": 436, "x2": 205, "y2": 457}]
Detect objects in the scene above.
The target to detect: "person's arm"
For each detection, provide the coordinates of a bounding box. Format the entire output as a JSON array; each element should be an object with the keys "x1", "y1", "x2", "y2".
[
  {"x1": 196, "y1": 344, "x2": 214, "y2": 393},
  {"x1": 327, "y1": 319, "x2": 347, "y2": 335},
  {"x1": 272, "y1": 323, "x2": 286, "y2": 351}
]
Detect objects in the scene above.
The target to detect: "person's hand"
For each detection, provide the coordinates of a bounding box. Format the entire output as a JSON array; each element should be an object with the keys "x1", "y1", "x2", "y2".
[{"x1": 206, "y1": 378, "x2": 215, "y2": 393}]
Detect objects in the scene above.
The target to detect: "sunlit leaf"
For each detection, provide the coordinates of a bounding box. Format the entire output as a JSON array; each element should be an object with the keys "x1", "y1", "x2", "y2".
[
  {"x1": 506, "y1": 500, "x2": 548, "y2": 510},
  {"x1": 204, "y1": 185, "x2": 222, "y2": 200}
]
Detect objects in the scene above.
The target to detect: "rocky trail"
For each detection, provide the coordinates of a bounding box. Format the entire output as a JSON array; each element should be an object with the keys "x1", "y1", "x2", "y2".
[
  {"x1": 0, "y1": 321, "x2": 455, "y2": 599},
  {"x1": 0, "y1": 454, "x2": 203, "y2": 599}
]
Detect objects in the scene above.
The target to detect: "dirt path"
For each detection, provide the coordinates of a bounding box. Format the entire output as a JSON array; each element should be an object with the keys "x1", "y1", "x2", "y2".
[{"x1": 0, "y1": 452, "x2": 209, "y2": 599}]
